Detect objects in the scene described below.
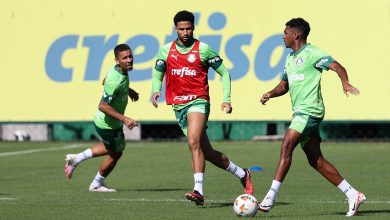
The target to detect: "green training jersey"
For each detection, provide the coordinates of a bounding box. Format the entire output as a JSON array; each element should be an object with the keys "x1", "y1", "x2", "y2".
[
  {"x1": 94, "y1": 64, "x2": 129, "y2": 129},
  {"x1": 282, "y1": 44, "x2": 334, "y2": 118}
]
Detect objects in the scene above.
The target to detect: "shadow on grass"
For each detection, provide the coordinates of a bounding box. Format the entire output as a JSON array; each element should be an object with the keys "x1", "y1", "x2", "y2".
[
  {"x1": 332, "y1": 209, "x2": 390, "y2": 216},
  {"x1": 202, "y1": 201, "x2": 291, "y2": 209},
  {"x1": 202, "y1": 202, "x2": 232, "y2": 208},
  {"x1": 120, "y1": 188, "x2": 187, "y2": 192}
]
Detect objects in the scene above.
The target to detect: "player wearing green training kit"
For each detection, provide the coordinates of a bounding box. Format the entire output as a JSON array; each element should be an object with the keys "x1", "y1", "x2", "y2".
[
  {"x1": 258, "y1": 18, "x2": 366, "y2": 217},
  {"x1": 151, "y1": 10, "x2": 253, "y2": 206},
  {"x1": 64, "y1": 44, "x2": 139, "y2": 192}
]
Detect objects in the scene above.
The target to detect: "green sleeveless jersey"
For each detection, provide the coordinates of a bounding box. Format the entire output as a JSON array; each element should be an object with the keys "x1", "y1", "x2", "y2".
[
  {"x1": 282, "y1": 44, "x2": 334, "y2": 118},
  {"x1": 94, "y1": 64, "x2": 129, "y2": 129}
]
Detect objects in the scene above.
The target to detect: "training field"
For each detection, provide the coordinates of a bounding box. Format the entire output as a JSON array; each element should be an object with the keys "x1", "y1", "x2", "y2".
[{"x1": 0, "y1": 141, "x2": 389, "y2": 219}]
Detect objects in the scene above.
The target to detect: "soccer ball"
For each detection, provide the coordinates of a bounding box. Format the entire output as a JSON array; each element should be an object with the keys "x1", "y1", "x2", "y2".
[{"x1": 233, "y1": 194, "x2": 258, "y2": 217}]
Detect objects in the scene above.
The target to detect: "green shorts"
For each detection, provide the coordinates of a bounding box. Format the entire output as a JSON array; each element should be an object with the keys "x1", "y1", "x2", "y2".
[
  {"x1": 174, "y1": 102, "x2": 210, "y2": 136},
  {"x1": 94, "y1": 124, "x2": 126, "y2": 152},
  {"x1": 289, "y1": 114, "x2": 323, "y2": 148}
]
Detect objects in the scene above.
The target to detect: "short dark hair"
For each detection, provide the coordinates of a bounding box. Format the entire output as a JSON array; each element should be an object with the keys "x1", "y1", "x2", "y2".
[
  {"x1": 173, "y1": 10, "x2": 194, "y2": 26},
  {"x1": 286, "y1": 18, "x2": 311, "y2": 39},
  {"x1": 114, "y1": 44, "x2": 130, "y2": 58}
]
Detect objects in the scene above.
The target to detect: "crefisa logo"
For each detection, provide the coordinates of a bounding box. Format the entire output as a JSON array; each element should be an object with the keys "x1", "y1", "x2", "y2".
[{"x1": 45, "y1": 12, "x2": 290, "y2": 83}]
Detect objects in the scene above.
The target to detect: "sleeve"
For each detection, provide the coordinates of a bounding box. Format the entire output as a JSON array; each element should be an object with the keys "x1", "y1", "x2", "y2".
[
  {"x1": 152, "y1": 70, "x2": 165, "y2": 93},
  {"x1": 200, "y1": 42, "x2": 223, "y2": 70},
  {"x1": 102, "y1": 79, "x2": 118, "y2": 104},
  {"x1": 152, "y1": 45, "x2": 170, "y2": 93},
  {"x1": 215, "y1": 64, "x2": 231, "y2": 103},
  {"x1": 311, "y1": 47, "x2": 334, "y2": 71}
]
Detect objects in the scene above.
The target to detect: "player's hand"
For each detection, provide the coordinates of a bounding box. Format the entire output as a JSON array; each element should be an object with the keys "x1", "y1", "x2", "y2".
[
  {"x1": 342, "y1": 81, "x2": 360, "y2": 97},
  {"x1": 151, "y1": 92, "x2": 161, "y2": 108},
  {"x1": 123, "y1": 117, "x2": 138, "y2": 130},
  {"x1": 260, "y1": 92, "x2": 271, "y2": 105},
  {"x1": 221, "y1": 102, "x2": 232, "y2": 114},
  {"x1": 128, "y1": 88, "x2": 139, "y2": 102}
]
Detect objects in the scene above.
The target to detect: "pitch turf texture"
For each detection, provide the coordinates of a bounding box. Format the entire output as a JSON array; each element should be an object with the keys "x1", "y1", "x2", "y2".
[{"x1": 0, "y1": 141, "x2": 389, "y2": 219}]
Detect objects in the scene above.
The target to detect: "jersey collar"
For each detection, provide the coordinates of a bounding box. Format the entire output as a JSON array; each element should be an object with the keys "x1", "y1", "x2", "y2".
[{"x1": 290, "y1": 43, "x2": 310, "y2": 56}]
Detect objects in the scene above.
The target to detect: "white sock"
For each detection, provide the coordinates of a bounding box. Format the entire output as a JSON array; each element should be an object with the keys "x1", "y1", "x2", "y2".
[
  {"x1": 226, "y1": 161, "x2": 246, "y2": 179},
  {"x1": 75, "y1": 148, "x2": 92, "y2": 165},
  {"x1": 266, "y1": 180, "x2": 282, "y2": 199},
  {"x1": 337, "y1": 179, "x2": 358, "y2": 200},
  {"x1": 193, "y1": 173, "x2": 204, "y2": 196},
  {"x1": 91, "y1": 171, "x2": 105, "y2": 187}
]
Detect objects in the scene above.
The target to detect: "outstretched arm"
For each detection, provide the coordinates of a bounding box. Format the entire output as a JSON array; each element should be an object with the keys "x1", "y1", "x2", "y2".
[
  {"x1": 128, "y1": 87, "x2": 139, "y2": 102},
  {"x1": 98, "y1": 100, "x2": 137, "y2": 129},
  {"x1": 260, "y1": 80, "x2": 289, "y2": 105},
  {"x1": 151, "y1": 70, "x2": 165, "y2": 108},
  {"x1": 328, "y1": 61, "x2": 360, "y2": 97},
  {"x1": 215, "y1": 64, "x2": 232, "y2": 113}
]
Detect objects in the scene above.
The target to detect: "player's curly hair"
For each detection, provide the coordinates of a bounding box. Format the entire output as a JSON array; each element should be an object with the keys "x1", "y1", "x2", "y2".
[
  {"x1": 173, "y1": 10, "x2": 194, "y2": 26},
  {"x1": 114, "y1": 44, "x2": 130, "y2": 58},
  {"x1": 286, "y1": 18, "x2": 310, "y2": 39}
]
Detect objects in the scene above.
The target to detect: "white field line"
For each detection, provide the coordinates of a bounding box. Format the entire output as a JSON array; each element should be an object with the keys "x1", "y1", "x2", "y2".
[
  {"x1": 0, "y1": 197, "x2": 17, "y2": 200},
  {"x1": 104, "y1": 198, "x2": 390, "y2": 204},
  {"x1": 0, "y1": 144, "x2": 82, "y2": 157}
]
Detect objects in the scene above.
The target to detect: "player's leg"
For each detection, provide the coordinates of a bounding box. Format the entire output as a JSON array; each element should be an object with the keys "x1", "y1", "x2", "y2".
[
  {"x1": 303, "y1": 138, "x2": 366, "y2": 216},
  {"x1": 184, "y1": 111, "x2": 206, "y2": 205},
  {"x1": 200, "y1": 130, "x2": 254, "y2": 195},
  {"x1": 303, "y1": 137, "x2": 343, "y2": 185},
  {"x1": 89, "y1": 150, "x2": 122, "y2": 192},
  {"x1": 64, "y1": 142, "x2": 103, "y2": 179},
  {"x1": 259, "y1": 128, "x2": 301, "y2": 212},
  {"x1": 89, "y1": 128, "x2": 125, "y2": 192}
]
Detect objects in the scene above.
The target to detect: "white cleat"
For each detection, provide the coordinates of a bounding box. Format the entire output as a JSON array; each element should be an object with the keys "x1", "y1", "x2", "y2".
[
  {"x1": 89, "y1": 183, "x2": 117, "y2": 192},
  {"x1": 259, "y1": 195, "x2": 275, "y2": 212},
  {"x1": 346, "y1": 192, "x2": 366, "y2": 217},
  {"x1": 64, "y1": 154, "x2": 77, "y2": 179}
]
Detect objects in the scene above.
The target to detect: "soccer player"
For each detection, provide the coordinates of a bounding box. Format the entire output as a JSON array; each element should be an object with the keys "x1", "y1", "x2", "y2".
[
  {"x1": 151, "y1": 10, "x2": 253, "y2": 206},
  {"x1": 258, "y1": 18, "x2": 366, "y2": 217},
  {"x1": 64, "y1": 44, "x2": 138, "y2": 192}
]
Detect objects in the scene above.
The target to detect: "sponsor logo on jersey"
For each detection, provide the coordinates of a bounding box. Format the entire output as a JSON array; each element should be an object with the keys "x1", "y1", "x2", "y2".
[
  {"x1": 315, "y1": 58, "x2": 329, "y2": 68},
  {"x1": 171, "y1": 67, "x2": 197, "y2": 77},
  {"x1": 296, "y1": 58, "x2": 303, "y2": 67},
  {"x1": 208, "y1": 56, "x2": 222, "y2": 65},
  {"x1": 171, "y1": 54, "x2": 178, "y2": 61},
  {"x1": 173, "y1": 95, "x2": 197, "y2": 101},
  {"x1": 288, "y1": 72, "x2": 304, "y2": 82},
  {"x1": 187, "y1": 54, "x2": 196, "y2": 63}
]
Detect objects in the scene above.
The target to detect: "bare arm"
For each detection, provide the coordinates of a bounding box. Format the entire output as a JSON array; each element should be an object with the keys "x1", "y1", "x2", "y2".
[
  {"x1": 98, "y1": 100, "x2": 137, "y2": 129},
  {"x1": 328, "y1": 61, "x2": 360, "y2": 96},
  {"x1": 128, "y1": 87, "x2": 139, "y2": 102},
  {"x1": 260, "y1": 80, "x2": 289, "y2": 105}
]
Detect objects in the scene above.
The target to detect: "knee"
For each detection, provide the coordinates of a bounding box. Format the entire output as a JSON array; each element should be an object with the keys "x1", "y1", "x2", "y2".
[
  {"x1": 280, "y1": 143, "x2": 295, "y2": 159},
  {"x1": 308, "y1": 157, "x2": 323, "y2": 169},
  {"x1": 187, "y1": 137, "x2": 201, "y2": 150},
  {"x1": 110, "y1": 152, "x2": 122, "y2": 161}
]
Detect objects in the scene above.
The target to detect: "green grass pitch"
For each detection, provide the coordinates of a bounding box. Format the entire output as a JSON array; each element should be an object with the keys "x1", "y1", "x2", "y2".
[{"x1": 0, "y1": 141, "x2": 389, "y2": 219}]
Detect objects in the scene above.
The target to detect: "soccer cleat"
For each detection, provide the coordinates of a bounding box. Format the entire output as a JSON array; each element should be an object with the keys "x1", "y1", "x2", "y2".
[
  {"x1": 64, "y1": 154, "x2": 77, "y2": 179},
  {"x1": 89, "y1": 183, "x2": 117, "y2": 192},
  {"x1": 259, "y1": 195, "x2": 275, "y2": 212},
  {"x1": 185, "y1": 190, "x2": 204, "y2": 206},
  {"x1": 240, "y1": 168, "x2": 254, "y2": 195},
  {"x1": 346, "y1": 192, "x2": 366, "y2": 217}
]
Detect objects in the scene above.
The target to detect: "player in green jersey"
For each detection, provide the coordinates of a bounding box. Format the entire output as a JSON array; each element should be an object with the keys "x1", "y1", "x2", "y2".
[
  {"x1": 151, "y1": 10, "x2": 253, "y2": 206},
  {"x1": 64, "y1": 44, "x2": 138, "y2": 192},
  {"x1": 258, "y1": 18, "x2": 365, "y2": 217}
]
